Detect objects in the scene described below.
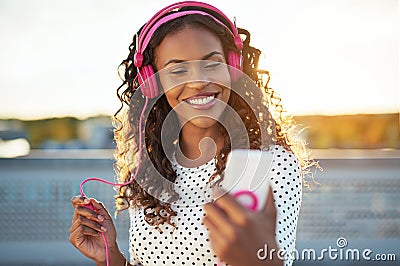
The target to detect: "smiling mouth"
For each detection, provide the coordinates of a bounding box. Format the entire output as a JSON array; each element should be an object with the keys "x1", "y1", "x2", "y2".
[
  {"x1": 183, "y1": 93, "x2": 219, "y2": 110},
  {"x1": 185, "y1": 95, "x2": 215, "y2": 105}
]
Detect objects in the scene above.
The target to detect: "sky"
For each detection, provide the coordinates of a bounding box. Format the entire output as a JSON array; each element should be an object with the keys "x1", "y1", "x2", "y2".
[{"x1": 0, "y1": 0, "x2": 398, "y2": 120}]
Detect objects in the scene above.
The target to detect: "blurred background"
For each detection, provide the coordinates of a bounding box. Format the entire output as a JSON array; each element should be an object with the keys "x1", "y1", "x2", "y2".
[{"x1": 0, "y1": 0, "x2": 399, "y2": 265}]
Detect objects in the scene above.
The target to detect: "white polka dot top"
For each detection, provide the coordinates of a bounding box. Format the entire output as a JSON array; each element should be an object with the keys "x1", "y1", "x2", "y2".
[{"x1": 129, "y1": 145, "x2": 302, "y2": 266}]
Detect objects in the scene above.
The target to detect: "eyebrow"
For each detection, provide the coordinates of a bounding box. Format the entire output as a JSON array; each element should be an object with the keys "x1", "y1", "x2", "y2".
[{"x1": 163, "y1": 51, "x2": 223, "y2": 67}]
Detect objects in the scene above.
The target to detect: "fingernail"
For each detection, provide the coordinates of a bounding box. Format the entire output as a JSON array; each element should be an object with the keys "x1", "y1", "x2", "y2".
[
  {"x1": 101, "y1": 226, "x2": 107, "y2": 232},
  {"x1": 83, "y1": 198, "x2": 90, "y2": 204},
  {"x1": 98, "y1": 215, "x2": 104, "y2": 221}
]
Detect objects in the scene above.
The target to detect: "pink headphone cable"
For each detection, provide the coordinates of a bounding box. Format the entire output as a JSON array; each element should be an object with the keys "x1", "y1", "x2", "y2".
[{"x1": 79, "y1": 96, "x2": 149, "y2": 266}]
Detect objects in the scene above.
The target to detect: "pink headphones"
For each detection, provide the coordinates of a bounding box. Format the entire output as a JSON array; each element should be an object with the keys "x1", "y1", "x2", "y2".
[{"x1": 133, "y1": 1, "x2": 244, "y2": 98}]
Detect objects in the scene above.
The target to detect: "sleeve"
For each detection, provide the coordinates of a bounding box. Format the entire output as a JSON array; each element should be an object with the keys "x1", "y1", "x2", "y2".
[
  {"x1": 128, "y1": 207, "x2": 143, "y2": 266},
  {"x1": 129, "y1": 257, "x2": 143, "y2": 266},
  {"x1": 269, "y1": 145, "x2": 303, "y2": 266}
]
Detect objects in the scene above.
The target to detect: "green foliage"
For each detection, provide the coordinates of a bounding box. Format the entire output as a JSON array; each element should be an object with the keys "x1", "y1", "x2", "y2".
[
  {"x1": 23, "y1": 117, "x2": 80, "y2": 148},
  {"x1": 2, "y1": 114, "x2": 399, "y2": 149},
  {"x1": 294, "y1": 113, "x2": 400, "y2": 149}
]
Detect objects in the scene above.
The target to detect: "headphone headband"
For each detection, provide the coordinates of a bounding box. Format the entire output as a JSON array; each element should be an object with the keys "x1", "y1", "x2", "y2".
[{"x1": 134, "y1": 1, "x2": 243, "y2": 67}]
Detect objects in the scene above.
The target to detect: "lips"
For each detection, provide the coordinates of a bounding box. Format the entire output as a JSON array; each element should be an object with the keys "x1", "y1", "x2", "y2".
[{"x1": 183, "y1": 92, "x2": 219, "y2": 110}]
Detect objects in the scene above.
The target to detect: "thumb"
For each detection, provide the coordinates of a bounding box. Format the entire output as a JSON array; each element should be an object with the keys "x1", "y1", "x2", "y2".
[{"x1": 261, "y1": 186, "x2": 277, "y2": 230}]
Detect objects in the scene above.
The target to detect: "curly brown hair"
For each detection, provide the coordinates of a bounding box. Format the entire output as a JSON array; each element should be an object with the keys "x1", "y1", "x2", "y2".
[{"x1": 113, "y1": 8, "x2": 315, "y2": 229}]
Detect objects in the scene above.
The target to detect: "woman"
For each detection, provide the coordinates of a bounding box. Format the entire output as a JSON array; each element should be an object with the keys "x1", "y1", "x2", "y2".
[{"x1": 69, "y1": 2, "x2": 312, "y2": 265}]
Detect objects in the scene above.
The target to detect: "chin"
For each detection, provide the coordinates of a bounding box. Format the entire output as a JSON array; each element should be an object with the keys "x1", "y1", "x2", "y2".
[{"x1": 188, "y1": 116, "x2": 220, "y2": 129}]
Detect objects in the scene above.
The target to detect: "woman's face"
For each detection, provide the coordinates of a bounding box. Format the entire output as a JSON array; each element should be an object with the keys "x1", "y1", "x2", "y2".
[{"x1": 154, "y1": 25, "x2": 231, "y2": 130}]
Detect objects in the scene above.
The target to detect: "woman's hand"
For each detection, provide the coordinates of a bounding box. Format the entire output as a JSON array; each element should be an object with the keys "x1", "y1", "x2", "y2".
[
  {"x1": 203, "y1": 187, "x2": 283, "y2": 266},
  {"x1": 69, "y1": 196, "x2": 118, "y2": 264}
]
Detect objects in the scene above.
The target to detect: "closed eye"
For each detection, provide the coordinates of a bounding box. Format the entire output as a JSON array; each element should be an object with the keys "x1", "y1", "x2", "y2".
[
  {"x1": 204, "y1": 61, "x2": 222, "y2": 69},
  {"x1": 169, "y1": 68, "x2": 188, "y2": 75}
]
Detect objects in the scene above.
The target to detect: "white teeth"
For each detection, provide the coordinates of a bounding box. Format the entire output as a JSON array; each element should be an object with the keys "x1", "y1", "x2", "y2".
[{"x1": 187, "y1": 95, "x2": 215, "y2": 105}]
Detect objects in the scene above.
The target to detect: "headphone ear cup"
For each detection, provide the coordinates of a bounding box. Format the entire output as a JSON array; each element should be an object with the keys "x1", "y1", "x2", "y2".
[
  {"x1": 227, "y1": 51, "x2": 243, "y2": 82},
  {"x1": 138, "y1": 65, "x2": 159, "y2": 98}
]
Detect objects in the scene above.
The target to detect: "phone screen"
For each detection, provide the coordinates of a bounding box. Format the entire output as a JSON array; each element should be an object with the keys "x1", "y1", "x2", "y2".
[{"x1": 220, "y1": 149, "x2": 273, "y2": 211}]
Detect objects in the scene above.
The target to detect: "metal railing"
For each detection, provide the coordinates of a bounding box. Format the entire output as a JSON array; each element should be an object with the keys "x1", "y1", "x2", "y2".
[{"x1": 0, "y1": 150, "x2": 399, "y2": 265}]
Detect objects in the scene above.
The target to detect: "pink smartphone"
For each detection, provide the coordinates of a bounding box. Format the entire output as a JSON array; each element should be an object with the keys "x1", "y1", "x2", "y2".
[{"x1": 220, "y1": 149, "x2": 273, "y2": 212}]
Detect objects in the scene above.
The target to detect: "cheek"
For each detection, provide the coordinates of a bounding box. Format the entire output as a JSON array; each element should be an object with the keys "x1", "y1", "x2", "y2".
[
  {"x1": 159, "y1": 74, "x2": 176, "y2": 95},
  {"x1": 164, "y1": 86, "x2": 183, "y2": 108},
  {"x1": 209, "y1": 64, "x2": 231, "y2": 89},
  {"x1": 222, "y1": 87, "x2": 231, "y2": 102}
]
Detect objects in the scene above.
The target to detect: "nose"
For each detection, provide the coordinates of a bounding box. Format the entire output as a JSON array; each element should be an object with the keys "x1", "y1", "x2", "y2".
[
  {"x1": 186, "y1": 80, "x2": 210, "y2": 90},
  {"x1": 185, "y1": 65, "x2": 210, "y2": 90}
]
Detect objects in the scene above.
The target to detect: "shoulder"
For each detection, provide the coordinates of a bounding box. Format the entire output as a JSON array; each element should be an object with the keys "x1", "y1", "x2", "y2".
[
  {"x1": 270, "y1": 145, "x2": 299, "y2": 163},
  {"x1": 268, "y1": 145, "x2": 303, "y2": 200},
  {"x1": 270, "y1": 145, "x2": 301, "y2": 175}
]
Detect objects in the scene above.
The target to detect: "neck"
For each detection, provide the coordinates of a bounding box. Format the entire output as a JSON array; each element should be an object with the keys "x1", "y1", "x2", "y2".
[{"x1": 176, "y1": 123, "x2": 224, "y2": 168}]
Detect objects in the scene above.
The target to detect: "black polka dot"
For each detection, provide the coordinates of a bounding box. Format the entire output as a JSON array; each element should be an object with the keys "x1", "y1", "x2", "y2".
[{"x1": 128, "y1": 145, "x2": 302, "y2": 266}]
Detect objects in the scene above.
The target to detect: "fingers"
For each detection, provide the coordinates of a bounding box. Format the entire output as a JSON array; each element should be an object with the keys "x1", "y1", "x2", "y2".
[
  {"x1": 212, "y1": 188, "x2": 251, "y2": 226},
  {"x1": 71, "y1": 196, "x2": 110, "y2": 221},
  {"x1": 89, "y1": 199, "x2": 112, "y2": 220},
  {"x1": 203, "y1": 203, "x2": 236, "y2": 237},
  {"x1": 261, "y1": 186, "x2": 277, "y2": 230},
  {"x1": 206, "y1": 186, "x2": 277, "y2": 232},
  {"x1": 74, "y1": 204, "x2": 106, "y2": 223},
  {"x1": 71, "y1": 195, "x2": 90, "y2": 207},
  {"x1": 70, "y1": 215, "x2": 107, "y2": 236},
  {"x1": 70, "y1": 202, "x2": 107, "y2": 239},
  {"x1": 69, "y1": 226, "x2": 99, "y2": 246},
  {"x1": 202, "y1": 212, "x2": 227, "y2": 255},
  {"x1": 69, "y1": 196, "x2": 108, "y2": 246},
  {"x1": 69, "y1": 219, "x2": 103, "y2": 250}
]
